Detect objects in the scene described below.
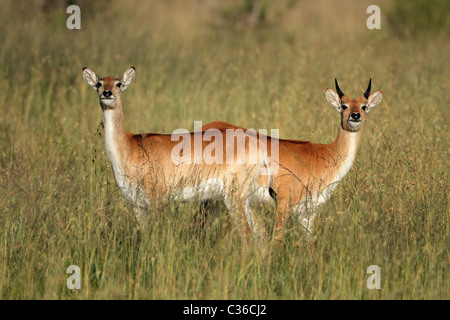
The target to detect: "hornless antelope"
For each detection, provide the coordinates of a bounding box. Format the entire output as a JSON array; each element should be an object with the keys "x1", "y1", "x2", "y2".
[
  {"x1": 201, "y1": 79, "x2": 383, "y2": 242},
  {"x1": 82, "y1": 67, "x2": 268, "y2": 241}
]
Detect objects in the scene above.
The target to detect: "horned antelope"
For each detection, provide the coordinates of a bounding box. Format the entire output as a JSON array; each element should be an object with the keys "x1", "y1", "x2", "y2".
[
  {"x1": 201, "y1": 79, "x2": 383, "y2": 242},
  {"x1": 82, "y1": 67, "x2": 269, "y2": 241}
]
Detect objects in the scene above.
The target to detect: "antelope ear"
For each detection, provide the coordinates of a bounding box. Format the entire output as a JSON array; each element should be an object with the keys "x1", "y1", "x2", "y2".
[
  {"x1": 120, "y1": 66, "x2": 136, "y2": 91},
  {"x1": 365, "y1": 90, "x2": 383, "y2": 113},
  {"x1": 325, "y1": 88, "x2": 343, "y2": 112},
  {"x1": 82, "y1": 67, "x2": 99, "y2": 90}
]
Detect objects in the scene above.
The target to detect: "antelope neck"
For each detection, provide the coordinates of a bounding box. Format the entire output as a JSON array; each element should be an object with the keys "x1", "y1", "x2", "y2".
[
  {"x1": 102, "y1": 104, "x2": 133, "y2": 190},
  {"x1": 328, "y1": 126, "x2": 362, "y2": 183}
]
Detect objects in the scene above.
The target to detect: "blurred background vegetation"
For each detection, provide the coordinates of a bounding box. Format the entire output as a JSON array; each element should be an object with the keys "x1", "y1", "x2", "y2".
[
  {"x1": 389, "y1": 0, "x2": 450, "y2": 36},
  {"x1": 0, "y1": 0, "x2": 448, "y2": 299}
]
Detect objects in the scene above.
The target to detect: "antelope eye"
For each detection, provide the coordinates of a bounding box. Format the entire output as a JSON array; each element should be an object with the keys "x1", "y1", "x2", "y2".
[
  {"x1": 341, "y1": 105, "x2": 348, "y2": 111},
  {"x1": 362, "y1": 106, "x2": 367, "y2": 112},
  {"x1": 95, "y1": 82, "x2": 102, "y2": 88},
  {"x1": 116, "y1": 82, "x2": 122, "y2": 88}
]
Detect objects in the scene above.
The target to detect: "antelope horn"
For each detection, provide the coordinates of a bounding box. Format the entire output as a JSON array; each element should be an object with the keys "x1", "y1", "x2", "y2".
[
  {"x1": 335, "y1": 78, "x2": 345, "y2": 99},
  {"x1": 364, "y1": 78, "x2": 372, "y2": 99}
]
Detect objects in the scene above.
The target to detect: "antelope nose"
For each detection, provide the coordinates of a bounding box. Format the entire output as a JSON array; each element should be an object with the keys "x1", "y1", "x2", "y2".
[
  {"x1": 103, "y1": 90, "x2": 112, "y2": 98},
  {"x1": 351, "y1": 113, "x2": 361, "y2": 120}
]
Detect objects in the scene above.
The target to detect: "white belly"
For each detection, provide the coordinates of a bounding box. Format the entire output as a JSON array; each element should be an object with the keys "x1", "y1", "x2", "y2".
[
  {"x1": 248, "y1": 185, "x2": 273, "y2": 205},
  {"x1": 171, "y1": 178, "x2": 225, "y2": 202}
]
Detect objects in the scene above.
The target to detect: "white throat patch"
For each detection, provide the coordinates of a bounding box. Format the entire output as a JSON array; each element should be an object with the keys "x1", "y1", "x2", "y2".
[{"x1": 102, "y1": 110, "x2": 148, "y2": 207}]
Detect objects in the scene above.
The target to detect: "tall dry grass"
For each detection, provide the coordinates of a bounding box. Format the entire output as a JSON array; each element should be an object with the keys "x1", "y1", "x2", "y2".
[{"x1": 0, "y1": 0, "x2": 448, "y2": 299}]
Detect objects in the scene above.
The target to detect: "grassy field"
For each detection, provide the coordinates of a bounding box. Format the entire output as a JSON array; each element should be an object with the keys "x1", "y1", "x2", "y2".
[{"x1": 0, "y1": 0, "x2": 448, "y2": 299}]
